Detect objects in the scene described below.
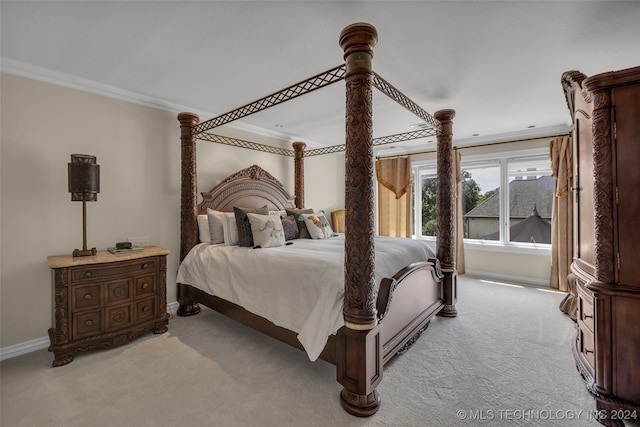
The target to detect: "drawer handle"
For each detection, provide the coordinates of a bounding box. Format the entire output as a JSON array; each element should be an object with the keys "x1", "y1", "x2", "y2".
[
  {"x1": 85, "y1": 320, "x2": 93, "y2": 326},
  {"x1": 142, "y1": 306, "x2": 150, "y2": 312},
  {"x1": 584, "y1": 348, "x2": 594, "y2": 354},
  {"x1": 84, "y1": 293, "x2": 93, "y2": 300},
  {"x1": 141, "y1": 283, "x2": 150, "y2": 289},
  {"x1": 141, "y1": 263, "x2": 149, "y2": 269},
  {"x1": 583, "y1": 314, "x2": 593, "y2": 320},
  {"x1": 84, "y1": 271, "x2": 93, "y2": 277}
]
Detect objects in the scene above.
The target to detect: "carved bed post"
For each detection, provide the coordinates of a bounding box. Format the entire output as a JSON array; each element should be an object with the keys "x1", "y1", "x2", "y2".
[
  {"x1": 337, "y1": 22, "x2": 382, "y2": 417},
  {"x1": 435, "y1": 109, "x2": 458, "y2": 317},
  {"x1": 292, "y1": 142, "x2": 306, "y2": 208},
  {"x1": 178, "y1": 112, "x2": 200, "y2": 262},
  {"x1": 177, "y1": 112, "x2": 202, "y2": 316}
]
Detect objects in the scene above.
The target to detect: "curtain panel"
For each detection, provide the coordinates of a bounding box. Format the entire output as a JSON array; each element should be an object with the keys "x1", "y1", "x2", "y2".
[
  {"x1": 550, "y1": 135, "x2": 577, "y2": 319},
  {"x1": 376, "y1": 157, "x2": 412, "y2": 237}
]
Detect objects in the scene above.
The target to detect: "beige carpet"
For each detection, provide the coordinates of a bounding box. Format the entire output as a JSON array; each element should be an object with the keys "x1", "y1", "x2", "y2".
[{"x1": 0, "y1": 276, "x2": 614, "y2": 426}]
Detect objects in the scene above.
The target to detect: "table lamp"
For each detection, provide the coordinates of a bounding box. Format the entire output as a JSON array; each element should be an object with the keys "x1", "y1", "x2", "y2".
[{"x1": 68, "y1": 154, "x2": 100, "y2": 257}]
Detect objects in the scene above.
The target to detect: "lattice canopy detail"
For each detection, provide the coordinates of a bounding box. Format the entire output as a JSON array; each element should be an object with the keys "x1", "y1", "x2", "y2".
[
  {"x1": 193, "y1": 65, "x2": 347, "y2": 136},
  {"x1": 190, "y1": 64, "x2": 443, "y2": 155}
]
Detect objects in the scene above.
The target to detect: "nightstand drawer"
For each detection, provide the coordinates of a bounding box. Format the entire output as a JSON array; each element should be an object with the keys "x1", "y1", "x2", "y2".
[
  {"x1": 71, "y1": 258, "x2": 157, "y2": 284},
  {"x1": 106, "y1": 304, "x2": 132, "y2": 331},
  {"x1": 134, "y1": 274, "x2": 156, "y2": 298},
  {"x1": 73, "y1": 310, "x2": 103, "y2": 339},
  {"x1": 135, "y1": 297, "x2": 157, "y2": 322},
  {"x1": 107, "y1": 278, "x2": 133, "y2": 305},
  {"x1": 72, "y1": 284, "x2": 102, "y2": 310}
]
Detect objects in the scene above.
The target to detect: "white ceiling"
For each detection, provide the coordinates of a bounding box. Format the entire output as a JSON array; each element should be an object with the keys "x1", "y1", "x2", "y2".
[{"x1": 2, "y1": 1, "x2": 640, "y2": 154}]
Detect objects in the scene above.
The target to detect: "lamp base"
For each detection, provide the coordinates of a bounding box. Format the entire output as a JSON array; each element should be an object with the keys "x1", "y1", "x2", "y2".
[{"x1": 73, "y1": 248, "x2": 97, "y2": 257}]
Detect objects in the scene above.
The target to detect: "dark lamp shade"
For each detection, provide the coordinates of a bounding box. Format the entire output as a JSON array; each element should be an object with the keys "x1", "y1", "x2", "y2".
[{"x1": 68, "y1": 154, "x2": 100, "y2": 201}]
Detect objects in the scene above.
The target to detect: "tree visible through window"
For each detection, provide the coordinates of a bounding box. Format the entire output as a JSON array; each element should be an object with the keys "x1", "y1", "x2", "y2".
[{"x1": 417, "y1": 169, "x2": 493, "y2": 237}]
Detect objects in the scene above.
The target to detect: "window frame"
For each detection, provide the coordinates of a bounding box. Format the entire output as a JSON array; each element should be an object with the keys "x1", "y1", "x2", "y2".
[{"x1": 411, "y1": 147, "x2": 552, "y2": 256}]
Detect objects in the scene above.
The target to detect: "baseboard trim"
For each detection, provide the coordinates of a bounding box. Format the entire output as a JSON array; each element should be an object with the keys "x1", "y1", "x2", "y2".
[
  {"x1": 0, "y1": 336, "x2": 50, "y2": 361},
  {"x1": 463, "y1": 269, "x2": 550, "y2": 288},
  {"x1": 0, "y1": 301, "x2": 180, "y2": 361}
]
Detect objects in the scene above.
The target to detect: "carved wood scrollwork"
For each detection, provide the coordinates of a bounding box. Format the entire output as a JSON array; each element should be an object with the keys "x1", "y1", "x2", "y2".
[
  {"x1": 435, "y1": 110, "x2": 456, "y2": 271},
  {"x1": 342, "y1": 33, "x2": 377, "y2": 329},
  {"x1": 52, "y1": 268, "x2": 69, "y2": 344},
  {"x1": 343, "y1": 76, "x2": 377, "y2": 327},
  {"x1": 178, "y1": 112, "x2": 200, "y2": 262},
  {"x1": 589, "y1": 90, "x2": 615, "y2": 284},
  {"x1": 293, "y1": 142, "x2": 306, "y2": 209}
]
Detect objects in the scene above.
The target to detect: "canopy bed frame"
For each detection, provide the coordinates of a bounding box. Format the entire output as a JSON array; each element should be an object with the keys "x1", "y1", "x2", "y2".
[{"x1": 176, "y1": 23, "x2": 458, "y2": 417}]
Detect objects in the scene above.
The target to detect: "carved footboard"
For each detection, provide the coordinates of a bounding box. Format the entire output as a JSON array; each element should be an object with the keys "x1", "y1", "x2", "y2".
[
  {"x1": 377, "y1": 259, "x2": 444, "y2": 363},
  {"x1": 177, "y1": 257, "x2": 444, "y2": 366}
]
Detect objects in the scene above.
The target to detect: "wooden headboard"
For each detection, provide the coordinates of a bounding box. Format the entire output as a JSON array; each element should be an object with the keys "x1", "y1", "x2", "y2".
[{"x1": 197, "y1": 165, "x2": 295, "y2": 214}]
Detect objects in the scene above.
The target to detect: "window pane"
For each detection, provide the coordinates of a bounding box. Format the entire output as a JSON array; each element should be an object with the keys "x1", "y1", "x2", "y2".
[
  {"x1": 462, "y1": 164, "x2": 500, "y2": 240},
  {"x1": 507, "y1": 157, "x2": 553, "y2": 244},
  {"x1": 419, "y1": 170, "x2": 438, "y2": 237}
]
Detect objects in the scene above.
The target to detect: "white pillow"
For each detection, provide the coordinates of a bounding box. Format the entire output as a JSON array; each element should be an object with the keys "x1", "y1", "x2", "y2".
[
  {"x1": 206, "y1": 209, "x2": 227, "y2": 244},
  {"x1": 197, "y1": 214, "x2": 211, "y2": 243},
  {"x1": 247, "y1": 213, "x2": 285, "y2": 248},
  {"x1": 302, "y1": 212, "x2": 335, "y2": 240},
  {"x1": 220, "y1": 212, "x2": 239, "y2": 246}
]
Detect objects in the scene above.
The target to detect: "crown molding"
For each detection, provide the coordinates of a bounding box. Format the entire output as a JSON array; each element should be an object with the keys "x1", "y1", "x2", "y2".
[
  {"x1": 1, "y1": 57, "x2": 209, "y2": 115},
  {"x1": 1, "y1": 57, "x2": 296, "y2": 145},
  {"x1": 453, "y1": 123, "x2": 571, "y2": 147}
]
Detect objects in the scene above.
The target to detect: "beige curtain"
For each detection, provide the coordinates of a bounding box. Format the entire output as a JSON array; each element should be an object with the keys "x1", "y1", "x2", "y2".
[
  {"x1": 454, "y1": 149, "x2": 465, "y2": 274},
  {"x1": 550, "y1": 136, "x2": 577, "y2": 319},
  {"x1": 376, "y1": 157, "x2": 412, "y2": 237}
]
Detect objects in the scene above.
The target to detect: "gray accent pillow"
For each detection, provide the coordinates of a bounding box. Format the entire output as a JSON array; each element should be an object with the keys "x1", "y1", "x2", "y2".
[
  {"x1": 285, "y1": 208, "x2": 314, "y2": 239},
  {"x1": 234, "y1": 205, "x2": 269, "y2": 247},
  {"x1": 281, "y1": 214, "x2": 300, "y2": 241}
]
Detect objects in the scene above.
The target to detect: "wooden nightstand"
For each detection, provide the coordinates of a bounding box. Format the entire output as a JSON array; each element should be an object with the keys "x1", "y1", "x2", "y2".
[{"x1": 47, "y1": 247, "x2": 170, "y2": 366}]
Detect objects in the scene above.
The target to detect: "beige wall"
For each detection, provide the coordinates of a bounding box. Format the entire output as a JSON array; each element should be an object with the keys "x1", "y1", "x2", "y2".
[
  {"x1": 0, "y1": 73, "x2": 345, "y2": 349},
  {"x1": 464, "y1": 248, "x2": 551, "y2": 284}
]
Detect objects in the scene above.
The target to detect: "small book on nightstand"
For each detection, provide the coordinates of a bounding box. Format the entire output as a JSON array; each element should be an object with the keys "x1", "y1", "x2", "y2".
[{"x1": 107, "y1": 246, "x2": 145, "y2": 255}]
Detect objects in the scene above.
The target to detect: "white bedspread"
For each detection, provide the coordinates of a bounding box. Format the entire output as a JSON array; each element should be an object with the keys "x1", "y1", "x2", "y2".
[{"x1": 176, "y1": 235, "x2": 435, "y2": 361}]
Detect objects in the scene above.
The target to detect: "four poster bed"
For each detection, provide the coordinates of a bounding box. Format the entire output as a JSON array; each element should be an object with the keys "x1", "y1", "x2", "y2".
[{"x1": 176, "y1": 23, "x2": 458, "y2": 416}]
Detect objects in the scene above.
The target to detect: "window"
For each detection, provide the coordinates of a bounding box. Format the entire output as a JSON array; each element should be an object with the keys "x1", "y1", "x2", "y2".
[
  {"x1": 413, "y1": 167, "x2": 438, "y2": 237},
  {"x1": 461, "y1": 161, "x2": 500, "y2": 240},
  {"x1": 412, "y1": 148, "x2": 553, "y2": 250}
]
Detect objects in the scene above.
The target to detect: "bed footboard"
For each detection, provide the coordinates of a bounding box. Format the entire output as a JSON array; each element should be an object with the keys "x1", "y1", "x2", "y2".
[
  {"x1": 177, "y1": 257, "x2": 444, "y2": 365},
  {"x1": 377, "y1": 258, "x2": 444, "y2": 363}
]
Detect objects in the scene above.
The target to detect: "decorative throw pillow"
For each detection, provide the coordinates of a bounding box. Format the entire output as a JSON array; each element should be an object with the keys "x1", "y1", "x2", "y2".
[
  {"x1": 247, "y1": 213, "x2": 285, "y2": 248},
  {"x1": 197, "y1": 214, "x2": 211, "y2": 243},
  {"x1": 302, "y1": 212, "x2": 335, "y2": 240},
  {"x1": 206, "y1": 209, "x2": 227, "y2": 244},
  {"x1": 285, "y1": 208, "x2": 314, "y2": 238},
  {"x1": 220, "y1": 212, "x2": 239, "y2": 246},
  {"x1": 281, "y1": 214, "x2": 300, "y2": 241},
  {"x1": 234, "y1": 205, "x2": 269, "y2": 247}
]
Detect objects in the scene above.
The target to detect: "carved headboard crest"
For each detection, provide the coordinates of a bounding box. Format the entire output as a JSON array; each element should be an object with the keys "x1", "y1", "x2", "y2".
[
  {"x1": 223, "y1": 164, "x2": 278, "y2": 183},
  {"x1": 198, "y1": 165, "x2": 295, "y2": 214}
]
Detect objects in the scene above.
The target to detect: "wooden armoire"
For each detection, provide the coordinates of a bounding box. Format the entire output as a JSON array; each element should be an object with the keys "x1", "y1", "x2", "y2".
[{"x1": 562, "y1": 65, "x2": 640, "y2": 426}]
